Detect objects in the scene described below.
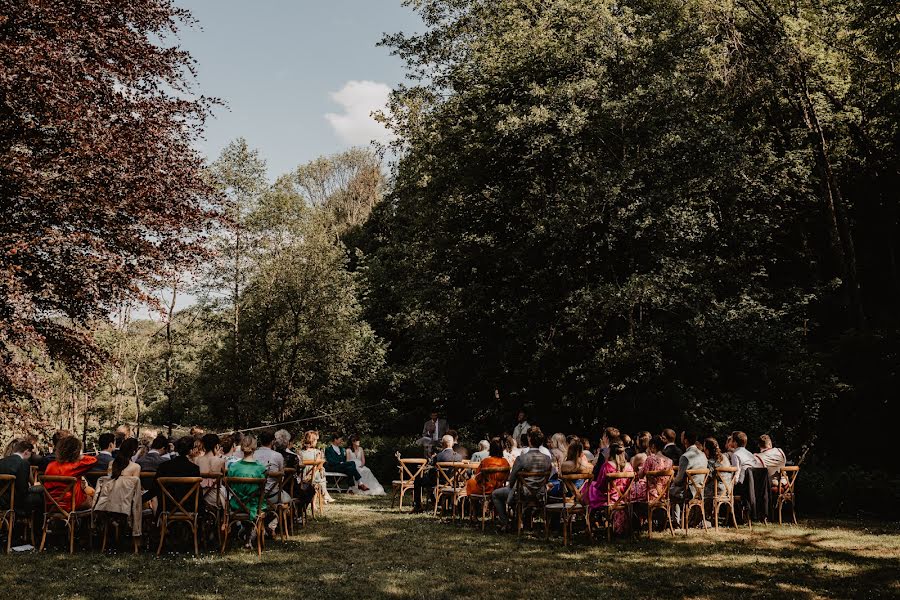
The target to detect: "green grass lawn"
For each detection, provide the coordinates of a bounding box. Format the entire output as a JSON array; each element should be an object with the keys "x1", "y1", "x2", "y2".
[{"x1": 1, "y1": 495, "x2": 898, "y2": 599}]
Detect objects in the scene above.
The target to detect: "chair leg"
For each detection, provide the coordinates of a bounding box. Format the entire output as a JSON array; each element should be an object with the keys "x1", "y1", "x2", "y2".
[
  {"x1": 647, "y1": 505, "x2": 653, "y2": 538},
  {"x1": 256, "y1": 522, "x2": 263, "y2": 556},
  {"x1": 5, "y1": 515, "x2": 12, "y2": 554},
  {"x1": 156, "y1": 517, "x2": 167, "y2": 557},
  {"x1": 778, "y1": 500, "x2": 783, "y2": 525},
  {"x1": 792, "y1": 501, "x2": 798, "y2": 525},
  {"x1": 220, "y1": 521, "x2": 230, "y2": 555},
  {"x1": 192, "y1": 521, "x2": 199, "y2": 558},
  {"x1": 39, "y1": 516, "x2": 49, "y2": 551},
  {"x1": 68, "y1": 519, "x2": 75, "y2": 554}
]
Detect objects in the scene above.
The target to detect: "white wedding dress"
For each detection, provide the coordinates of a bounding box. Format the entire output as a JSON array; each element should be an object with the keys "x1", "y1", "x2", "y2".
[{"x1": 347, "y1": 447, "x2": 385, "y2": 495}]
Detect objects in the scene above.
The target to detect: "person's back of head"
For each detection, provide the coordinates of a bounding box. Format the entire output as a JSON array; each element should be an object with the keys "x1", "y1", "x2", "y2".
[
  {"x1": 111, "y1": 438, "x2": 139, "y2": 479},
  {"x1": 732, "y1": 431, "x2": 748, "y2": 448},
  {"x1": 621, "y1": 433, "x2": 632, "y2": 448},
  {"x1": 98, "y1": 433, "x2": 115, "y2": 451},
  {"x1": 649, "y1": 435, "x2": 666, "y2": 455},
  {"x1": 488, "y1": 438, "x2": 503, "y2": 458},
  {"x1": 55, "y1": 435, "x2": 82, "y2": 463},
  {"x1": 174, "y1": 436, "x2": 194, "y2": 457},
  {"x1": 478, "y1": 439, "x2": 489, "y2": 452},
  {"x1": 240, "y1": 434, "x2": 258, "y2": 457},
  {"x1": 682, "y1": 431, "x2": 699, "y2": 448},
  {"x1": 758, "y1": 434, "x2": 773, "y2": 450},
  {"x1": 704, "y1": 437, "x2": 723, "y2": 462},
  {"x1": 201, "y1": 433, "x2": 220, "y2": 454},
  {"x1": 662, "y1": 428, "x2": 677, "y2": 444},
  {"x1": 220, "y1": 435, "x2": 234, "y2": 455},
  {"x1": 636, "y1": 431, "x2": 651, "y2": 453},
  {"x1": 274, "y1": 429, "x2": 291, "y2": 450},
  {"x1": 10, "y1": 439, "x2": 34, "y2": 457},
  {"x1": 527, "y1": 426, "x2": 545, "y2": 449},
  {"x1": 258, "y1": 430, "x2": 275, "y2": 448},
  {"x1": 51, "y1": 429, "x2": 72, "y2": 450},
  {"x1": 150, "y1": 434, "x2": 168, "y2": 451},
  {"x1": 441, "y1": 434, "x2": 454, "y2": 449},
  {"x1": 565, "y1": 440, "x2": 583, "y2": 463},
  {"x1": 447, "y1": 429, "x2": 458, "y2": 442}
]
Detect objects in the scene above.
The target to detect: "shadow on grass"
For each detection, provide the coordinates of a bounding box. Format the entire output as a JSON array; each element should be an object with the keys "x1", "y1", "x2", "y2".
[{"x1": 1, "y1": 497, "x2": 898, "y2": 599}]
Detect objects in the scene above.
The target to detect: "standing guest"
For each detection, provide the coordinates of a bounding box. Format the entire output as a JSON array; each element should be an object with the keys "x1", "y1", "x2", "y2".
[
  {"x1": 631, "y1": 435, "x2": 673, "y2": 501},
  {"x1": 729, "y1": 431, "x2": 756, "y2": 483},
  {"x1": 194, "y1": 433, "x2": 227, "y2": 509},
  {"x1": 754, "y1": 434, "x2": 787, "y2": 483},
  {"x1": 465, "y1": 438, "x2": 508, "y2": 497},
  {"x1": 661, "y1": 429, "x2": 683, "y2": 463},
  {"x1": 491, "y1": 427, "x2": 552, "y2": 531},
  {"x1": 135, "y1": 434, "x2": 169, "y2": 472},
  {"x1": 418, "y1": 411, "x2": 449, "y2": 456},
  {"x1": 226, "y1": 435, "x2": 268, "y2": 548},
  {"x1": 585, "y1": 442, "x2": 633, "y2": 535},
  {"x1": 0, "y1": 439, "x2": 43, "y2": 518},
  {"x1": 324, "y1": 434, "x2": 368, "y2": 492},
  {"x1": 413, "y1": 435, "x2": 461, "y2": 512},
  {"x1": 471, "y1": 440, "x2": 490, "y2": 463},
  {"x1": 502, "y1": 434, "x2": 518, "y2": 465},
  {"x1": 44, "y1": 436, "x2": 97, "y2": 511},
  {"x1": 670, "y1": 431, "x2": 706, "y2": 523},
  {"x1": 512, "y1": 410, "x2": 530, "y2": 442},
  {"x1": 703, "y1": 437, "x2": 732, "y2": 499},
  {"x1": 581, "y1": 437, "x2": 595, "y2": 462},
  {"x1": 90, "y1": 433, "x2": 116, "y2": 473},
  {"x1": 346, "y1": 435, "x2": 386, "y2": 495},
  {"x1": 299, "y1": 430, "x2": 333, "y2": 504},
  {"x1": 146, "y1": 436, "x2": 200, "y2": 510}
]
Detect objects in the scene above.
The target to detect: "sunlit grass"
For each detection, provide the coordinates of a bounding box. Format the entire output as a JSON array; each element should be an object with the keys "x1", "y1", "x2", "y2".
[{"x1": 1, "y1": 495, "x2": 897, "y2": 599}]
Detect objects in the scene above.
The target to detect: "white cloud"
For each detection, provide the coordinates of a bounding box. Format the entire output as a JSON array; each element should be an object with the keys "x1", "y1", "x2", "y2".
[{"x1": 325, "y1": 80, "x2": 393, "y2": 146}]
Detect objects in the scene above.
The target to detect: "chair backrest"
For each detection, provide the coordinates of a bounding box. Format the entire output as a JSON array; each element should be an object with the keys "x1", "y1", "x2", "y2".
[
  {"x1": 434, "y1": 462, "x2": 459, "y2": 490},
  {"x1": 685, "y1": 468, "x2": 710, "y2": 500},
  {"x1": 778, "y1": 466, "x2": 800, "y2": 496},
  {"x1": 222, "y1": 477, "x2": 266, "y2": 517},
  {"x1": 0, "y1": 474, "x2": 15, "y2": 512},
  {"x1": 139, "y1": 471, "x2": 157, "y2": 491},
  {"x1": 39, "y1": 475, "x2": 78, "y2": 516},
  {"x1": 157, "y1": 477, "x2": 202, "y2": 517},
  {"x1": 301, "y1": 459, "x2": 324, "y2": 485},
  {"x1": 645, "y1": 468, "x2": 675, "y2": 503},
  {"x1": 514, "y1": 470, "x2": 551, "y2": 502},
  {"x1": 714, "y1": 466, "x2": 738, "y2": 502},
  {"x1": 398, "y1": 457, "x2": 428, "y2": 485},
  {"x1": 605, "y1": 472, "x2": 635, "y2": 509},
  {"x1": 560, "y1": 472, "x2": 593, "y2": 505},
  {"x1": 475, "y1": 466, "x2": 511, "y2": 494}
]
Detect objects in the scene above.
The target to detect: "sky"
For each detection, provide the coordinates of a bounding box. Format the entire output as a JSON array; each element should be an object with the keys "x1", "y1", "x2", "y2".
[
  {"x1": 178, "y1": 0, "x2": 422, "y2": 178},
  {"x1": 135, "y1": 1, "x2": 422, "y2": 319}
]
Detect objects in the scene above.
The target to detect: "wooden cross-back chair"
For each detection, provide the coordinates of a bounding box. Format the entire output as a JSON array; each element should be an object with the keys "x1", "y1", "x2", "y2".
[
  {"x1": 392, "y1": 454, "x2": 427, "y2": 510},
  {"x1": 512, "y1": 470, "x2": 551, "y2": 539},
  {"x1": 265, "y1": 470, "x2": 291, "y2": 542},
  {"x1": 280, "y1": 467, "x2": 302, "y2": 536},
  {"x1": 712, "y1": 466, "x2": 741, "y2": 530},
  {"x1": 198, "y1": 471, "x2": 225, "y2": 545},
  {"x1": 450, "y1": 461, "x2": 474, "y2": 521},
  {"x1": 775, "y1": 466, "x2": 800, "y2": 525},
  {"x1": 0, "y1": 474, "x2": 22, "y2": 553},
  {"x1": 156, "y1": 476, "x2": 202, "y2": 557},
  {"x1": 300, "y1": 459, "x2": 325, "y2": 521},
  {"x1": 220, "y1": 476, "x2": 267, "y2": 556},
  {"x1": 682, "y1": 468, "x2": 710, "y2": 534},
  {"x1": 546, "y1": 472, "x2": 593, "y2": 546},
  {"x1": 466, "y1": 465, "x2": 511, "y2": 531},
  {"x1": 604, "y1": 472, "x2": 635, "y2": 541},
  {"x1": 38, "y1": 475, "x2": 92, "y2": 553},
  {"x1": 644, "y1": 469, "x2": 675, "y2": 537},
  {"x1": 432, "y1": 462, "x2": 464, "y2": 518}
]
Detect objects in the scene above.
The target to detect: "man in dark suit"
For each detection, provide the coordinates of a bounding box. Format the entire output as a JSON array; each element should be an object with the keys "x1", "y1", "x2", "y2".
[
  {"x1": 136, "y1": 434, "x2": 170, "y2": 472},
  {"x1": 0, "y1": 439, "x2": 43, "y2": 519},
  {"x1": 145, "y1": 436, "x2": 200, "y2": 511},
  {"x1": 413, "y1": 434, "x2": 461, "y2": 512},
  {"x1": 661, "y1": 428, "x2": 683, "y2": 463},
  {"x1": 90, "y1": 433, "x2": 116, "y2": 473}
]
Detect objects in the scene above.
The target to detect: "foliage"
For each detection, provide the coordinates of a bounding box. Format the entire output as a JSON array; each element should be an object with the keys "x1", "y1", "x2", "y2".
[
  {"x1": 360, "y1": 0, "x2": 898, "y2": 452},
  {"x1": 0, "y1": 0, "x2": 219, "y2": 431}
]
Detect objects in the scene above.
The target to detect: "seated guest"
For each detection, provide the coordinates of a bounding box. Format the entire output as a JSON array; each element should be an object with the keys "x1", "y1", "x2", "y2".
[
  {"x1": 560, "y1": 440, "x2": 592, "y2": 475},
  {"x1": 491, "y1": 427, "x2": 552, "y2": 531},
  {"x1": 39, "y1": 429, "x2": 72, "y2": 469},
  {"x1": 324, "y1": 434, "x2": 369, "y2": 492},
  {"x1": 194, "y1": 433, "x2": 226, "y2": 509},
  {"x1": 90, "y1": 433, "x2": 116, "y2": 473},
  {"x1": 3, "y1": 437, "x2": 23, "y2": 458},
  {"x1": 111, "y1": 438, "x2": 141, "y2": 478},
  {"x1": 44, "y1": 435, "x2": 97, "y2": 511},
  {"x1": 0, "y1": 439, "x2": 43, "y2": 518},
  {"x1": 226, "y1": 435, "x2": 268, "y2": 548},
  {"x1": 629, "y1": 431, "x2": 651, "y2": 462},
  {"x1": 135, "y1": 434, "x2": 169, "y2": 472},
  {"x1": 502, "y1": 434, "x2": 517, "y2": 465},
  {"x1": 585, "y1": 442, "x2": 633, "y2": 535},
  {"x1": 581, "y1": 437, "x2": 595, "y2": 462},
  {"x1": 223, "y1": 432, "x2": 244, "y2": 467},
  {"x1": 621, "y1": 433, "x2": 634, "y2": 459},
  {"x1": 112, "y1": 424, "x2": 132, "y2": 456},
  {"x1": 274, "y1": 429, "x2": 300, "y2": 470},
  {"x1": 146, "y1": 436, "x2": 201, "y2": 509},
  {"x1": 631, "y1": 452, "x2": 646, "y2": 472},
  {"x1": 729, "y1": 430, "x2": 756, "y2": 483},
  {"x1": 471, "y1": 440, "x2": 490, "y2": 463},
  {"x1": 669, "y1": 431, "x2": 706, "y2": 523},
  {"x1": 512, "y1": 433, "x2": 529, "y2": 460},
  {"x1": 661, "y1": 429, "x2": 682, "y2": 463},
  {"x1": 189, "y1": 426, "x2": 205, "y2": 439},
  {"x1": 413, "y1": 435, "x2": 461, "y2": 512},
  {"x1": 255, "y1": 430, "x2": 291, "y2": 533},
  {"x1": 299, "y1": 430, "x2": 333, "y2": 504},
  {"x1": 465, "y1": 438, "x2": 509, "y2": 497},
  {"x1": 703, "y1": 437, "x2": 732, "y2": 499},
  {"x1": 631, "y1": 435, "x2": 673, "y2": 501},
  {"x1": 754, "y1": 434, "x2": 787, "y2": 484},
  {"x1": 598, "y1": 427, "x2": 620, "y2": 462}
]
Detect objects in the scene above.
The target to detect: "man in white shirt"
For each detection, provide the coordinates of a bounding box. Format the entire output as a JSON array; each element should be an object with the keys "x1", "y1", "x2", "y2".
[
  {"x1": 754, "y1": 434, "x2": 787, "y2": 482},
  {"x1": 729, "y1": 431, "x2": 756, "y2": 483},
  {"x1": 511, "y1": 410, "x2": 530, "y2": 442}
]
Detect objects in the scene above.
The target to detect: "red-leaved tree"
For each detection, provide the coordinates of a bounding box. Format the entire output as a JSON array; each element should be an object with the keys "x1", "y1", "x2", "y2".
[{"x1": 0, "y1": 1, "x2": 220, "y2": 431}]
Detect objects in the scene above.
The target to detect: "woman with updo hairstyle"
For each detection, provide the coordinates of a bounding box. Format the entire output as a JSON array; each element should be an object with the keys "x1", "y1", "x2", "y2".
[{"x1": 110, "y1": 438, "x2": 141, "y2": 479}]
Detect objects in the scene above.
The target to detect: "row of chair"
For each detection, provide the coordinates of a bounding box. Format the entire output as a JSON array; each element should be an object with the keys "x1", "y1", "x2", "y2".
[
  {"x1": 390, "y1": 456, "x2": 800, "y2": 545},
  {"x1": 0, "y1": 458, "x2": 330, "y2": 556}
]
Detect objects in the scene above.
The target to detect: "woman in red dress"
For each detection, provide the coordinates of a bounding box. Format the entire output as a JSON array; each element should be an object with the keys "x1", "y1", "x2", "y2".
[{"x1": 44, "y1": 435, "x2": 97, "y2": 510}]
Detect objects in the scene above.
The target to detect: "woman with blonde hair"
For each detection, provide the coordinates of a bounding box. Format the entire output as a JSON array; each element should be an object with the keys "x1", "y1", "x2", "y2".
[{"x1": 299, "y1": 430, "x2": 333, "y2": 503}]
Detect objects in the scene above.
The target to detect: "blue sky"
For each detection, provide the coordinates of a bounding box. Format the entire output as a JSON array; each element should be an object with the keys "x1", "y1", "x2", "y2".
[{"x1": 178, "y1": 0, "x2": 422, "y2": 178}]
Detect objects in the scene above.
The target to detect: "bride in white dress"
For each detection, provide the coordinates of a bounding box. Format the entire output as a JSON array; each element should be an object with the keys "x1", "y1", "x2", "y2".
[{"x1": 346, "y1": 435, "x2": 385, "y2": 495}]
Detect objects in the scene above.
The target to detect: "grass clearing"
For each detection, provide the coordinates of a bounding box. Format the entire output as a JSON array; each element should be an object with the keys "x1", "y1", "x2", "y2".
[{"x1": 1, "y1": 495, "x2": 898, "y2": 599}]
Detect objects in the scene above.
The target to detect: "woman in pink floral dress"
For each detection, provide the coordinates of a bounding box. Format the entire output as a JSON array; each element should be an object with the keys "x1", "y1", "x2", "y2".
[
  {"x1": 585, "y1": 442, "x2": 634, "y2": 535},
  {"x1": 630, "y1": 435, "x2": 674, "y2": 501}
]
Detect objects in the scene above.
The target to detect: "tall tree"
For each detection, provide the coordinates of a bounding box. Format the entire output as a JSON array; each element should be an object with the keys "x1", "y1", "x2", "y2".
[{"x1": 0, "y1": 0, "x2": 219, "y2": 434}]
